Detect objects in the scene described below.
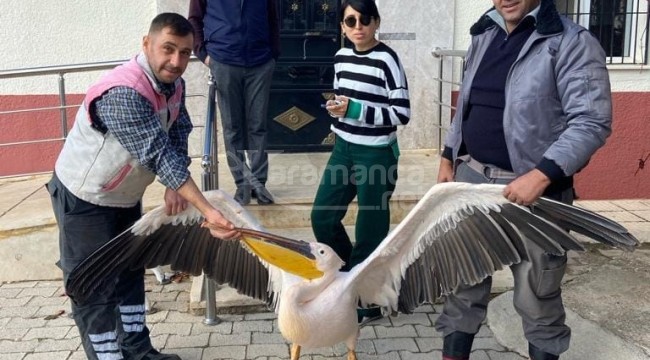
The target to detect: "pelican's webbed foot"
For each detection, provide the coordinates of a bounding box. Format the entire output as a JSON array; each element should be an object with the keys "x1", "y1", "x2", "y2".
[{"x1": 347, "y1": 349, "x2": 357, "y2": 360}]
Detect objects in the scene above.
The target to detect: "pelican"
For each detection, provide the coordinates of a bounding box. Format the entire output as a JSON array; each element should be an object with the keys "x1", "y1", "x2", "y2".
[{"x1": 66, "y1": 182, "x2": 639, "y2": 360}]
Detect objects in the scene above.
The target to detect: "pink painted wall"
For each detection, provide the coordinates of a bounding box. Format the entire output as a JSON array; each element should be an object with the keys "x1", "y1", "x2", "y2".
[
  {"x1": 574, "y1": 92, "x2": 650, "y2": 199},
  {"x1": 0, "y1": 95, "x2": 83, "y2": 176}
]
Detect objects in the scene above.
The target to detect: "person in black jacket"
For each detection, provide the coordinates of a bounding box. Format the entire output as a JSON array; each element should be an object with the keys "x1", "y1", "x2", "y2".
[{"x1": 189, "y1": 0, "x2": 280, "y2": 205}]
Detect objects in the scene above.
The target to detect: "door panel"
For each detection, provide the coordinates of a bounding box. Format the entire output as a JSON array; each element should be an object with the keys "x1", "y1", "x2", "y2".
[{"x1": 268, "y1": 0, "x2": 341, "y2": 152}]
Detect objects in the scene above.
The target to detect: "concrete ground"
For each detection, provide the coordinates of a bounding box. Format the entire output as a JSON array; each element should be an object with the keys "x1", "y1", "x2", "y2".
[
  {"x1": 0, "y1": 277, "x2": 527, "y2": 360},
  {"x1": 0, "y1": 151, "x2": 648, "y2": 359}
]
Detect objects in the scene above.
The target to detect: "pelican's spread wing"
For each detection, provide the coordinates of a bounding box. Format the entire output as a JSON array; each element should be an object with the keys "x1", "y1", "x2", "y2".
[
  {"x1": 66, "y1": 190, "x2": 290, "y2": 306},
  {"x1": 346, "y1": 182, "x2": 639, "y2": 314}
]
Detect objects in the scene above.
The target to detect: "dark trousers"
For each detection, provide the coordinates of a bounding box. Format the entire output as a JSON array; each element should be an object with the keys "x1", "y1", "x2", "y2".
[
  {"x1": 311, "y1": 136, "x2": 398, "y2": 270},
  {"x1": 48, "y1": 174, "x2": 151, "y2": 360},
  {"x1": 209, "y1": 58, "x2": 275, "y2": 188},
  {"x1": 434, "y1": 160, "x2": 573, "y2": 356}
]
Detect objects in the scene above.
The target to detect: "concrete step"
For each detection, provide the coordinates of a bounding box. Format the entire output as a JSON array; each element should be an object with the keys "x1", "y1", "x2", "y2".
[
  {"x1": 0, "y1": 226, "x2": 60, "y2": 283},
  {"x1": 229, "y1": 195, "x2": 420, "y2": 229}
]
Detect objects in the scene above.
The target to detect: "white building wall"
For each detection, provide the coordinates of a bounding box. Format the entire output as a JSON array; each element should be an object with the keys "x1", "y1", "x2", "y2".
[
  {"x1": 453, "y1": 0, "x2": 494, "y2": 51},
  {"x1": 374, "y1": 0, "x2": 454, "y2": 149},
  {"x1": 0, "y1": 0, "x2": 156, "y2": 94}
]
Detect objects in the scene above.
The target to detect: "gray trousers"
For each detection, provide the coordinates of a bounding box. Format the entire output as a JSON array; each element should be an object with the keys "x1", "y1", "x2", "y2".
[
  {"x1": 47, "y1": 174, "x2": 152, "y2": 360},
  {"x1": 434, "y1": 158, "x2": 573, "y2": 355},
  {"x1": 209, "y1": 59, "x2": 275, "y2": 187}
]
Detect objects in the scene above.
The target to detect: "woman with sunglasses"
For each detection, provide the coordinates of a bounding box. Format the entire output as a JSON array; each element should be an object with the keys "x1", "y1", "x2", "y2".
[{"x1": 311, "y1": 0, "x2": 411, "y2": 325}]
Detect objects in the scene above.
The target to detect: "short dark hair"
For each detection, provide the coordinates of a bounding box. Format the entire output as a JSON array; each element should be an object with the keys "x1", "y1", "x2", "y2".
[
  {"x1": 149, "y1": 12, "x2": 193, "y2": 37},
  {"x1": 339, "y1": 0, "x2": 381, "y2": 22}
]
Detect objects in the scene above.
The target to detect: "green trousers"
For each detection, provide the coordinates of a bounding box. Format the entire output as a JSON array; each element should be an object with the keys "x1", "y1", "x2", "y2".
[{"x1": 311, "y1": 136, "x2": 398, "y2": 271}]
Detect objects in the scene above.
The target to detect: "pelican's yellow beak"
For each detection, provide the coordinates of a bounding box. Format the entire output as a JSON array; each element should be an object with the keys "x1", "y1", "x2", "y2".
[{"x1": 238, "y1": 228, "x2": 324, "y2": 280}]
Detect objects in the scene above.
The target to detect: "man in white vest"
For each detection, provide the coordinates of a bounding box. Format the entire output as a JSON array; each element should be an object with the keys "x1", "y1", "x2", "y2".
[{"x1": 47, "y1": 13, "x2": 238, "y2": 360}]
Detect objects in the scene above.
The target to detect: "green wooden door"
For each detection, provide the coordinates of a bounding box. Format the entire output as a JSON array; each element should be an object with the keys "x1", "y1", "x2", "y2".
[{"x1": 267, "y1": 0, "x2": 341, "y2": 152}]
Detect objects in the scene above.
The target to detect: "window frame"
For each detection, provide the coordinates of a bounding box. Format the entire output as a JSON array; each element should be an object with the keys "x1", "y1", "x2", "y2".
[{"x1": 556, "y1": 0, "x2": 648, "y2": 65}]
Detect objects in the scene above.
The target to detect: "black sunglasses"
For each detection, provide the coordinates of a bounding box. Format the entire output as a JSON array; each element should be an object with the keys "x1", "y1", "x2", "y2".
[{"x1": 343, "y1": 14, "x2": 372, "y2": 28}]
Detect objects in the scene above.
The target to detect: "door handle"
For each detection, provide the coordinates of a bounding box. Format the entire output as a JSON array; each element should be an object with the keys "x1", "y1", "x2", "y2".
[{"x1": 302, "y1": 38, "x2": 309, "y2": 60}]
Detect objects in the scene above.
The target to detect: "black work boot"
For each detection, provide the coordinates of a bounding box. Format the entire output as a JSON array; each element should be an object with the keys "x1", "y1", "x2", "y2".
[
  {"x1": 252, "y1": 184, "x2": 274, "y2": 205},
  {"x1": 234, "y1": 185, "x2": 251, "y2": 205},
  {"x1": 442, "y1": 331, "x2": 475, "y2": 360},
  {"x1": 357, "y1": 307, "x2": 383, "y2": 327},
  {"x1": 529, "y1": 343, "x2": 560, "y2": 360},
  {"x1": 140, "y1": 348, "x2": 181, "y2": 360}
]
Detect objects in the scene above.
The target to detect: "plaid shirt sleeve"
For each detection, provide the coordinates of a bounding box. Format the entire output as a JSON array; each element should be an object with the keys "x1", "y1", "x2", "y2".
[{"x1": 93, "y1": 86, "x2": 191, "y2": 190}]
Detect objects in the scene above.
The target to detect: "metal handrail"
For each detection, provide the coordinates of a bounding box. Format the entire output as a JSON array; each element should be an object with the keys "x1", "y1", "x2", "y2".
[
  {"x1": 201, "y1": 75, "x2": 221, "y2": 326},
  {"x1": 0, "y1": 105, "x2": 78, "y2": 115},
  {"x1": 0, "y1": 56, "x2": 200, "y2": 79},
  {"x1": 0, "y1": 57, "x2": 202, "y2": 149},
  {"x1": 431, "y1": 48, "x2": 467, "y2": 151},
  {"x1": 1, "y1": 60, "x2": 130, "y2": 150},
  {"x1": 1, "y1": 62, "x2": 134, "y2": 138},
  {"x1": 0, "y1": 61, "x2": 130, "y2": 172},
  {"x1": 0, "y1": 93, "x2": 208, "y2": 151},
  {"x1": 430, "y1": 77, "x2": 463, "y2": 87},
  {"x1": 432, "y1": 101, "x2": 458, "y2": 111},
  {"x1": 0, "y1": 60, "x2": 128, "y2": 79},
  {"x1": 431, "y1": 48, "x2": 467, "y2": 58}
]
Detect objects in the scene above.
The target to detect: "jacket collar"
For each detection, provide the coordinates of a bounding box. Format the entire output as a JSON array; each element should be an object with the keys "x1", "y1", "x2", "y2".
[
  {"x1": 136, "y1": 53, "x2": 177, "y2": 97},
  {"x1": 470, "y1": 0, "x2": 563, "y2": 36}
]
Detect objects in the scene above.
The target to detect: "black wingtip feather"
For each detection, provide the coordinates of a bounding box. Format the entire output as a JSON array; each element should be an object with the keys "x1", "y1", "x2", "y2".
[
  {"x1": 66, "y1": 229, "x2": 137, "y2": 304},
  {"x1": 532, "y1": 198, "x2": 640, "y2": 251},
  {"x1": 499, "y1": 205, "x2": 568, "y2": 255}
]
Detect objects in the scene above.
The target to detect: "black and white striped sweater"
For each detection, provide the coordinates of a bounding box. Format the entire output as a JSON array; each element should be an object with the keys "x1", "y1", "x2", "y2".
[{"x1": 332, "y1": 42, "x2": 411, "y2": 146}]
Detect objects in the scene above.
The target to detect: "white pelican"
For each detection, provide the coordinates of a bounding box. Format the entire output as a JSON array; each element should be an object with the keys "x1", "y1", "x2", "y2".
[{"x1": 66, "y1": 182, "x2": 638, "y2": 360}]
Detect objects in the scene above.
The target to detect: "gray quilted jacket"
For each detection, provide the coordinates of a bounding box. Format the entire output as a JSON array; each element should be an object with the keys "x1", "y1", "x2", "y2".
[{"x1": 445, "y1": 0, "x2": 612, "y2": 177}]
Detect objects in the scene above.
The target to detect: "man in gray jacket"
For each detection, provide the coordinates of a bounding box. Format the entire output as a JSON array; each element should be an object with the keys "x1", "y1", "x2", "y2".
[{"x1": 435, "y1": 0, "x2": 612, "y2": 359}]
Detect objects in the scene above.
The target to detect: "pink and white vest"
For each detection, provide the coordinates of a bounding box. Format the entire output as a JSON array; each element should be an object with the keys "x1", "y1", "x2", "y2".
[{"x1": 55, "y1": 54, "x2": 183, "y2": 207}]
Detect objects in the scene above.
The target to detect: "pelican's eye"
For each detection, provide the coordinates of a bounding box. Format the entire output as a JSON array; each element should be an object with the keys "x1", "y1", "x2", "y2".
[{"x1": 319, "y1": 249, "x2": 326, "y2": 255}]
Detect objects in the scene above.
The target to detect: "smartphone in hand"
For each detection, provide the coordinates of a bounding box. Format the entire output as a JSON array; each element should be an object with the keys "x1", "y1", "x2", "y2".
[{"x1": 320, "y1": 100, "x2": 342, "y2": 108}]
